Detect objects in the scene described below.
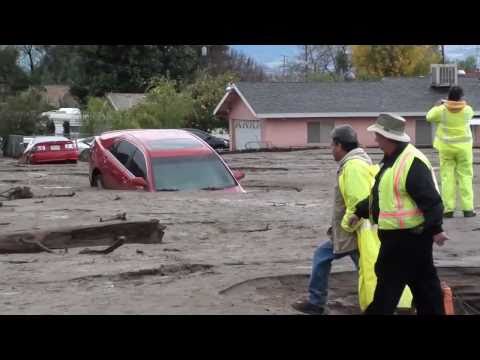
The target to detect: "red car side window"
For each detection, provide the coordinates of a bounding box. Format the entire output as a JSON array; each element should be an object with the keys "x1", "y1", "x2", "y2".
[
  {"x1": 111, "y1": 140, "x2": 136, "y2": 166},
  {"x1": 127, "y1": 150, "x2": 147, "y2": 179}
]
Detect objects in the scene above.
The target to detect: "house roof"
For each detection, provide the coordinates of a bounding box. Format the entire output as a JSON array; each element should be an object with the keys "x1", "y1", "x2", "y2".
[
  {"x1": 42, "y1": 85, "x2": 78, "y2": 108},
  {"x1": 106, "y1": 93, "x2": 147, "y2": 111},
  {"x1": 215, "y1": 78, "x2": 480, "y2": 117}
]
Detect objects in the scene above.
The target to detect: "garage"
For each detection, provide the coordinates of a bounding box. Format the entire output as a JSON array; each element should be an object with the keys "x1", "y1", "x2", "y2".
[{"x1": 234, "y1": 119, "x2": 262, "y2": 150}]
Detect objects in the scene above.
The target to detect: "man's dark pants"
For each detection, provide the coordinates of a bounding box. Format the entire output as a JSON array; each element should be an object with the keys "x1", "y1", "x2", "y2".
[{"x1": 365, "y1": 229, "x2": 445, "y2": 315}]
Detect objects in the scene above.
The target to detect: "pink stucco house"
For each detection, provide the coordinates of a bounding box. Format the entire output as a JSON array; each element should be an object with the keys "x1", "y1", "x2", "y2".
[{"x1": 213, "y1": 78, "x2": 480, "y2": 150}]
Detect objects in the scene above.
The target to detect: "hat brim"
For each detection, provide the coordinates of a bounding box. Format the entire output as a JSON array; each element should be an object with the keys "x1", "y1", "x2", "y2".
[{"x1": 367, "y1": 124, "x2": 410, "y2": 142}]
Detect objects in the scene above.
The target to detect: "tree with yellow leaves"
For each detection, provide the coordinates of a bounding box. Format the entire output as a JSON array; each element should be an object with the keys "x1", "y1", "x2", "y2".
[{"x1": 351, "y1": 45, "x2": 441, "y2": 78}]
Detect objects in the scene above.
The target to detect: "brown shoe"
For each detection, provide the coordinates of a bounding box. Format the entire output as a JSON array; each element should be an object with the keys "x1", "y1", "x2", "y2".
[
  {"x1": 443, "y1": 212, "x2": 454, "y2": 218},
  {"x1": 292, "y1": 299, "x2": 327, "y2": 315}
]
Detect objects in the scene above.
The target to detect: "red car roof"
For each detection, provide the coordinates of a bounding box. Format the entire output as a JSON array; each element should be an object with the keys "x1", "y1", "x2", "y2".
[
  {"x1": 99, "y1": 129, "x2": 214, "y2": 157},
  {"x1": 24, "y1": 136, "x2": 73, "y2": 153}
]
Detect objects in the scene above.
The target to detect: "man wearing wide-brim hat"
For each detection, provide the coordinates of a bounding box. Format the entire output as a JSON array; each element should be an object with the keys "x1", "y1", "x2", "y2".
[{"x1": 349, "y1": 113, "x2": 449, "y2": 315}]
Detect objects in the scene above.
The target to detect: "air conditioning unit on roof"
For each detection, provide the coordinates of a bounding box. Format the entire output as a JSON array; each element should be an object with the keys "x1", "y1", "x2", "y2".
[{"x1": 431, "y1": 64, "x2": 458, "y2": 87}]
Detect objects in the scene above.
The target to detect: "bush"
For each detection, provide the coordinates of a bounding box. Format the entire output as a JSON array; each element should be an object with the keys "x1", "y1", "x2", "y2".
[
  {"x1": 81, "y1": 97, "x2": 114, "y2": 136},
  {"x1": 0, "y1": 87, "x2": 54, "y2": 138},
  {"x1": 131, "y1": 77, "x2": 194, "y2": 129},
  {"x1": 82, "y1": 77, "x2": 194, "y2": 135}
]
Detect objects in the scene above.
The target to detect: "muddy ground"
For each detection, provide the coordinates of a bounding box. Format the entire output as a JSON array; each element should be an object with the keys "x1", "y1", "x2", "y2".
[{"x1": 0, "y1": 148, "x2": 480, "y2": 315}]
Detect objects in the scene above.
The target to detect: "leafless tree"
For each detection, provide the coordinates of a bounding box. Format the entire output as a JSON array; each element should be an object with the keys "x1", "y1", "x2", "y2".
[
  {"x1": 17, "y1": 45, "x2": 45, "y2": 74},
  {"x1": 290, "y1": 45, "x2": 351, "y2": 81}
]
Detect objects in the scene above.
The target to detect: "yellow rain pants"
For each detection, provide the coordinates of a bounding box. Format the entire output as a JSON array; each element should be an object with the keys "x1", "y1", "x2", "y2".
[
  {"x1": 356, "y1": 221, "x2": 413, "y2": 311},
  {"x1": 437, "y1": 141, "x2": 474, "y2": 212}
]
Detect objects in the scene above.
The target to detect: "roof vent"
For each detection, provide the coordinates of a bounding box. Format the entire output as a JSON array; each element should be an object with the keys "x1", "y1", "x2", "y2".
[{"x1": 431, "y1": 64, "x2": 458, "y2": 87}]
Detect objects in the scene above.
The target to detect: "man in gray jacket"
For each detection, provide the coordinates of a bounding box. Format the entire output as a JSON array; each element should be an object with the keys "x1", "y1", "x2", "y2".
[{"x1": 292, "y1": 124, "x2": 372, "y2": 315}]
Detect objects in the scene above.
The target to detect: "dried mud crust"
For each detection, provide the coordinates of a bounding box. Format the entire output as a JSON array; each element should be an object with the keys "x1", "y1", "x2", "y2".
[
  {"x1": 70, "y1": 263, "x2": 214, "y2": 284},
  {"x1": 0, "y1": 149, "x2": 479, "y2": 314},
  {"x1": 220, "y1": 267, "x2": 480, "y2": 315}
]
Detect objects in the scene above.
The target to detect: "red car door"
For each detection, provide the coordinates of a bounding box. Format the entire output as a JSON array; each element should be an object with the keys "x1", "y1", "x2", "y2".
[
  {"x1": 96, "y1": 140, "x2": 132, "y2": 189},
  {"x1": 94, "y1": 142, "x2": 119, "y2": 189},
  {"x1": 107, "y1": 140, "x2": 137, "y2": 189}
]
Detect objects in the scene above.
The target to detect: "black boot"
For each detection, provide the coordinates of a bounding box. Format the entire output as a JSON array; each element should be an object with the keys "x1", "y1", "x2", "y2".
[
  {"x1": 463, "y1": 210, "x2": 477, "y2": 218},
  {"x1": 292, "y1": 299, "x2": 327, "y2": 315}
]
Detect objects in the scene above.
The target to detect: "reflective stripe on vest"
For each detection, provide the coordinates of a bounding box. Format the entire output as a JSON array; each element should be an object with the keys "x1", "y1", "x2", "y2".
[
  {"x1": 378, "y1": 208, "x2": 424, "y2": 229},
  {"x1": 437, "y1": 109, "x2": 472, "y2": 144},
  {"x1": 377, "y1": 144, "x2": 431, "y2": 230}
]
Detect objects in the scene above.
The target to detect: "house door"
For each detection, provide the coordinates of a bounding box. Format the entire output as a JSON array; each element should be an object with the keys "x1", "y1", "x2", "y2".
[
  {"x1": 415, "y1": 118, "x2": 432, "y2": 146},
  {"x1": 234, "y1": 119, "x2": 261, "y2": 150}
]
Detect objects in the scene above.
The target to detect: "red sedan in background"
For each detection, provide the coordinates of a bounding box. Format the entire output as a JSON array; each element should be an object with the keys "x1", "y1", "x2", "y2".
[
  {"x1": 89, "y1": 129, "x2": 245, "y2": 192},
  {"x1": 22, "y1": 136, "x2": 78, "y2": 164}
]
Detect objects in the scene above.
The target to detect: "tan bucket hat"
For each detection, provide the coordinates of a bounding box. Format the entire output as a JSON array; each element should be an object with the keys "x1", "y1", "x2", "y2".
[{"x1": 367, "y1": 113, "x2": 410, "y2": 142}]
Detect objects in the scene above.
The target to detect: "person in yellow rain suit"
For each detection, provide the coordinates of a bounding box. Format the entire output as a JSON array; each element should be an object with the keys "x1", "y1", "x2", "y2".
[
  {"x1": 426, "y1": 86, "x2": 476, "y2": 218},
  {"x1": 292, "y1": 125, "x2": 412, "y2": 315}
]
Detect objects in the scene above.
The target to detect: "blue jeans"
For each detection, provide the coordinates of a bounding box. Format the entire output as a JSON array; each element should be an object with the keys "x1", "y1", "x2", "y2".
[{"x1": 308, "y1": 240, "x2": 359, "y2": 307}]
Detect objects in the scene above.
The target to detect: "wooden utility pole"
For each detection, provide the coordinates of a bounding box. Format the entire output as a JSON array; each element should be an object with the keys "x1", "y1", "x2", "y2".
[
  {"x1": 282, "y1": 55, "x2": 287, "y2": 80},
  {"x1": 441, "y1": 45, "x2": 445, "y2": 64},
  {"x1": 304, "y1": 45, "x2": 309, "y2": 81}
]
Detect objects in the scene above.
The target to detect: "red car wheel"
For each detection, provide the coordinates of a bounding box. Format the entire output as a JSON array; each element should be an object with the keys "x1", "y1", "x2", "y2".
[{"x1": 93, "y1": 173, "x2": 104, "y2": 189}]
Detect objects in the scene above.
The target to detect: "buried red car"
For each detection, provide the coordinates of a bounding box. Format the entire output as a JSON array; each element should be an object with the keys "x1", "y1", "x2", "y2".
[
  {"x1": 89, "y1": 129, "x2": 245, "y2": 192},
  {"x1": 22, "y1": 136, "x2": 78, "y2": 164}
]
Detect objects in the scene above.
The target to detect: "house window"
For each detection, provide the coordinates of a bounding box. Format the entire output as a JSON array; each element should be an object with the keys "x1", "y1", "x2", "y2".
[
  {"x1": 307, "y1": 120, "x2": 334, "y2": 144},
  {"x1": 307, "y1": 122, "x2": 320, "y2": 143},
  {"x1": 415, "y1": 118, "x2": 432, "y2": 146}
]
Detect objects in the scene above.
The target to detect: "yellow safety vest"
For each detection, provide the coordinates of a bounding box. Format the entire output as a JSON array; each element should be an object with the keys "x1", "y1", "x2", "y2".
[
  {"x1": 376, "y1": 144, "x2": 438, "y2": 230},
  {"x1": 435, "y1": 107, "x2": 473, "y2": 145}
]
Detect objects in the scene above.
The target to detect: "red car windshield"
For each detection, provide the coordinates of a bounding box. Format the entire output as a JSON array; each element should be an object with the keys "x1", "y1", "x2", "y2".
[{"x1": 151, "y1": 154, "x2": 237, "y2": 191}]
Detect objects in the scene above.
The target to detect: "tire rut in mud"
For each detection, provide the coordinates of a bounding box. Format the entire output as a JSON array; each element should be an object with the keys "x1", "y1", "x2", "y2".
[{"x1": 70, "y1": 263, "x2": 214, "y2": 284}]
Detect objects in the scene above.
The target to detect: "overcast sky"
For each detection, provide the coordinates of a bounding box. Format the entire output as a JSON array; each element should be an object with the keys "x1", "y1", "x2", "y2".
[{"x1": 231, "y1": 45, "x2": 480, "y2": 70}]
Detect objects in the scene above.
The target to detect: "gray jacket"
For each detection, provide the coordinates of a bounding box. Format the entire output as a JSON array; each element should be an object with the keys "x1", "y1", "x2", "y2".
[{"x1": 330, "y1": 148, "x2": 373, "y2": 254}]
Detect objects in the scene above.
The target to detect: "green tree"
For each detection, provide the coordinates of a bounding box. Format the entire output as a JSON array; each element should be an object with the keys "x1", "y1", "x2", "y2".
[
  {"x1": 37, "y1": 45, "x2": 201, "y2": 104},
  {"x1": 0, "y1": 87, "x2": 54, "y2": 138},
  {"x1": 0, "y1": 46, "x2": 30, "y2": 97},
  {"x1": 184, "y1": 71, "x2": 239, "y2": 131},
  {"x1": 34, "y1": 45, "x2": 268, "y2": 105},
  {"x1": 458, "y1": 55, "x2": 477, "y2": 72},
  {"x1": 35, "y1": 45, "x2": 84, "y2": 85},
  {"x1": 130, "y1": 77, "x2": 194, "y2": 129},
  {"x1": 81, "y1": 97, "x2": 118, "y2": 136}
]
